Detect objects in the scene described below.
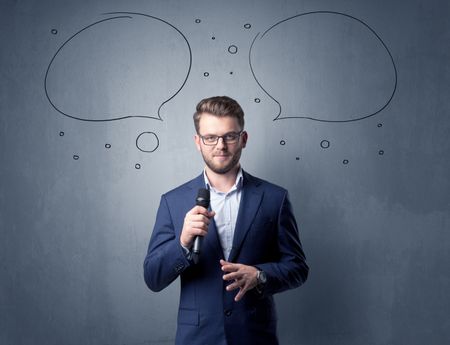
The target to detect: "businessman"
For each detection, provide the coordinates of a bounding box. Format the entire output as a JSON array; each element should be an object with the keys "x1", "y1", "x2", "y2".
[{"x1": 144, "y1": 96, "x2": 309, "y2": 345}]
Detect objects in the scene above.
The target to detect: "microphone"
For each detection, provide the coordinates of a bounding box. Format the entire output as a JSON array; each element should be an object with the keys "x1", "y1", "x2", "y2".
[{"x1": 192, "y1": 188, "x2": 210, "y2": 264}]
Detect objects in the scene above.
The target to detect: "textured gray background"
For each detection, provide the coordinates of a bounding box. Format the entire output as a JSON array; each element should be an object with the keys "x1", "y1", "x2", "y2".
[{"x1": 1, "y1": 0, "x2": 449, "y2": 344}]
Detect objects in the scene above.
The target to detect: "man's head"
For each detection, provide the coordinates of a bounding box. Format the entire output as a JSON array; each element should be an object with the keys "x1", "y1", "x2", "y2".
[
  {"x1": 193, "y1": 96, "x2": 245, "y2": 134},
  {"x1": 193, "y1": 96, "x2": 247, "y2": 175}
]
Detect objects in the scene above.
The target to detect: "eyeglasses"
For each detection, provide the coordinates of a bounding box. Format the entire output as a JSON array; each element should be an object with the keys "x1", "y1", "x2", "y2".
[{"x1": 199, "y1": 131, "x2": 243, "y2": 146}]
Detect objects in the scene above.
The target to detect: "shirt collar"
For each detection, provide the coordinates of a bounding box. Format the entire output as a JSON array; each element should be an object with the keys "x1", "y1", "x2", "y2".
[{"x1": 203, "y1": 167, "x2": 244, "y2": 193}]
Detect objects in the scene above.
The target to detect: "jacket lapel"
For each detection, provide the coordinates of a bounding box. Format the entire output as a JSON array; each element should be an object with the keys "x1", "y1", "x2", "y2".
[{"x1": 228, "y1": 172, "x2": 263, "y2": 262}]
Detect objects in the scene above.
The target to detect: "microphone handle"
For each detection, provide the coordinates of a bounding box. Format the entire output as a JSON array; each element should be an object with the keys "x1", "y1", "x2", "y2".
[
  {"x1": 193, "y1": 235, "x2": 202, "y2": 253},
  {"x1": 192, "y1": 236, "x2": 202, "y2": 264},
  {"x1": 192, "y1": 191, "x2": 210, "y2": 264}
]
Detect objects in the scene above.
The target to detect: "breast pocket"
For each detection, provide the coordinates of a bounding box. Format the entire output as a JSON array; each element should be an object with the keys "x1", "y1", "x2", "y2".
[
  {"x1": 250, "y1": 217, "x2": 275, "y2": 236},
  {"x1": 245, "y1": 218, "x2": 277, "y2": 254}
]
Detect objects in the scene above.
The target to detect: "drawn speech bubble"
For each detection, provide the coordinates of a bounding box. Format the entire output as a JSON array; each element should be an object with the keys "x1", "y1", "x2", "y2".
[
  {"x1": 45, "y1": 12, "x2": 192, "y2": 122},
  {"x1": 249, "y1": 11, "x2": 397, "y2": 122}
]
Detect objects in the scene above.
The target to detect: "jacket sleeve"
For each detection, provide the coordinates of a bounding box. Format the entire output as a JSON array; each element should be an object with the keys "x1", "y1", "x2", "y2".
[
  {"x1": 256, "y1": 191, "x2": 309, "y2": 296},
  {"x1": 143, "y1": 194, "x2": 192, "y2": 292}
]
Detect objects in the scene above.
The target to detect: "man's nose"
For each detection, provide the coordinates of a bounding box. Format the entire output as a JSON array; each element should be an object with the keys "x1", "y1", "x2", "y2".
[{"x1": 216, "y1": 137, "x2": 227, "y2": 149}]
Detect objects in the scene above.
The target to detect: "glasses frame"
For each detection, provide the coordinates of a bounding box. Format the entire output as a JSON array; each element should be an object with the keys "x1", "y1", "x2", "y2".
[{"x1": 198, "y1": 130, "x2": 244, "y2": 146}]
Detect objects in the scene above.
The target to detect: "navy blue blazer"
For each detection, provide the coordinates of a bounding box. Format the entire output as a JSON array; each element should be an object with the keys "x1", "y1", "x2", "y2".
[{"x1": 144, "y1": 171, "x2": 308, "y2": 345}]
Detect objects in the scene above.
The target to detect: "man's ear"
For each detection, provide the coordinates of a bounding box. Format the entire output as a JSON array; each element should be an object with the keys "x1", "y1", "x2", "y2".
[
  {"x1": 194, "y1": 134, "x2": 202, "y2": 151},
  {"x1": 241, "y1": 131, "x2": 248, "y2": 148}
]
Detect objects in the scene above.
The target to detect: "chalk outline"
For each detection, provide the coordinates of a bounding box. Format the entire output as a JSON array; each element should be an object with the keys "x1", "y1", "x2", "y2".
[
  {"x1": 249, "y1": 11, "x2": 398, "y2": 123},
  {"x1": 320, "y1": 140, "x2": 330, "y2": 149},
  {"x1": 44, "y1": 12, "x2": 192, "y2": 122},
  {"x1": 228, "y1": 45, "x2": 238, "y2": 54},
  {"x1": 136, "y1": 131, "x2": 160, "y2": 153}
]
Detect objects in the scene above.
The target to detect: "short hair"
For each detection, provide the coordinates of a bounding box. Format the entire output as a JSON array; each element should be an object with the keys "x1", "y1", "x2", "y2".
[{"x1": 193, "y1": 96, "x2": 245, "y2": 133}]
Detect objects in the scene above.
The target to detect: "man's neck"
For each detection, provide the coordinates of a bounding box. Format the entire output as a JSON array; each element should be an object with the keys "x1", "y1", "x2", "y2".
[{"x1": 205, "y1": 165, "x2": 240, "y2": 193}]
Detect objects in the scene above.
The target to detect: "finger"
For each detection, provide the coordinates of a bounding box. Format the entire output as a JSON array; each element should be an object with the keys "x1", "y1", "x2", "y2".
[
  {"x1": 189, "y1": 214, "x2": 211, "y2": 224},
  {"x1": 222, "y1": 272, "x2": 241, "y2": 281},
  {"x1": 221, "y1": 264, "x2": 239, "y2": 273},
  {"x1": 186, "y1": 213, "x2": 209, "y2": 222},
  {"x1": 188, "y1": 228, "x2": 208, "y2": 237},
  {"x1": 190, "y1": 206, "x2": 213, "y2": 217},
  {"x1": 234, "y1": 286, "x2": 248, "y2": 302},
  {"x1": 225, "y1": 280, "x2": 241, "y2": 291},
  {"x1": 220, "y1": 260, "x2": 240, "y2": 272},
  {"x1": 189, "y1": 220, "x2": 209, "y2": 231}
]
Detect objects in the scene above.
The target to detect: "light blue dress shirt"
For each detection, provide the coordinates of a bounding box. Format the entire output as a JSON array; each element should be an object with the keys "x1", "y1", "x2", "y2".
[{"x1": 204, "y1": 168, "x2": 243, "y2": 260}]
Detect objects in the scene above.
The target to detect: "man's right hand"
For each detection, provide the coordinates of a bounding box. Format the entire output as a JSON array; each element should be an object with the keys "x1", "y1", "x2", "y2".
[{"x1": 180, "y1": 206, "x2": 215, "y2": 248}]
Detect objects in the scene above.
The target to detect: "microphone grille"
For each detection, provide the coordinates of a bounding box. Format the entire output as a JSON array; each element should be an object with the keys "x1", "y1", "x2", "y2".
[{"x1": 196, "y1": 188, "x2": 210, "y2": 207}]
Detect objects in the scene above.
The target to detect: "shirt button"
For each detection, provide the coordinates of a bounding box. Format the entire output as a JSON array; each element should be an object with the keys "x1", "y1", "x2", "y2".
[{"x1": 224, "y1": 309, "x2": 232, "y2": 317}]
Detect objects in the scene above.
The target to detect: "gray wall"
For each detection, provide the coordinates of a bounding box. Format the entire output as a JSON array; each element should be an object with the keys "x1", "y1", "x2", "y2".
[{"x1": 1, "y1": 0, "x2": 449, "y2": 344}]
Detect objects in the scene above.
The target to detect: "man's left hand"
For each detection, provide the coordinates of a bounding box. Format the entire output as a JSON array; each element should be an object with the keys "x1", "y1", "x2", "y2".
[{"x1": 220, "y1": 259, "x2": 259, "y2": 302}]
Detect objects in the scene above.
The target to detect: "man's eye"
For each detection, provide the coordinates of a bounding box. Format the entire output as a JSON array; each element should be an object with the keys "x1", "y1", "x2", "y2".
[
  {"x1": 225, "y1": 134, "x2": 237, "y2": 140},
  {"x1": 204, "y1": 136, "x2": 217, "y2": 142}
]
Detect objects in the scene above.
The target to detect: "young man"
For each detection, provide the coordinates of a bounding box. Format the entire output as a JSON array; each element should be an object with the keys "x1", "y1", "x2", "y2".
[{"x1": 144, "y1": 96, "x2": 309, "y2": 345}]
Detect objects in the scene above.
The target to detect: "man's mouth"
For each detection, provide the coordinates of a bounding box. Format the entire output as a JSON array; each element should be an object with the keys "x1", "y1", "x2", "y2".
[{"x1": 214, "y1": 154, "x2": 230, "y2": 159}]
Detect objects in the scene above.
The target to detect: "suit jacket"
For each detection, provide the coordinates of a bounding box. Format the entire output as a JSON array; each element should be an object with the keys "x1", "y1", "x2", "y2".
[{"x1": 144, "y1": 171, "x2": 309, "y2": 345}]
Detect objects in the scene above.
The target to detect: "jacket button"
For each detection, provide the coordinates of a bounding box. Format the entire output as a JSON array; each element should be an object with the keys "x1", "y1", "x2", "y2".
[{"x1": 224, "y1": 309, "x2": 232, "y2": 316}]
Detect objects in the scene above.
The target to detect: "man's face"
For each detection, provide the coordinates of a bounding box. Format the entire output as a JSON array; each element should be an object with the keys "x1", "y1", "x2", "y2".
[{"x1": 195, "y1": 113, "x2": 247, "y2": 175}]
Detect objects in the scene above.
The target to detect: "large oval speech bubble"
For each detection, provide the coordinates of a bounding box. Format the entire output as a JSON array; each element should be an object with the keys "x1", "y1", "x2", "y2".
[
  {"x1": 45, "y1": 12, "x2": 192, "y2": 121},
  {"x1": 249, "y1": 11, "x2": 397, "y2": 122}
]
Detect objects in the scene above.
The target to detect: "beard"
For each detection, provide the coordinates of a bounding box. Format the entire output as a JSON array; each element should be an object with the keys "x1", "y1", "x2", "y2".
[{"x1": 201, "y1": 148, "x2": 242, "y2": 175}]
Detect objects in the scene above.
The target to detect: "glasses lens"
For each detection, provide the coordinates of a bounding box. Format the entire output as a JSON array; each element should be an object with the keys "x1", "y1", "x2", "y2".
[
  {"x1": 203, "y1": 136, "x2": 218, "y2": 145},
  {"x1": 224, "y1": 133, "x2": 239, "y2": 143}
]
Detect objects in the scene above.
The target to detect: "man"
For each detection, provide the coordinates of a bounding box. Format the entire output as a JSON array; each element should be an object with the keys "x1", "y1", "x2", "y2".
[{"x1": 144, "y1": 96, "x2": 308, "y2": 345}]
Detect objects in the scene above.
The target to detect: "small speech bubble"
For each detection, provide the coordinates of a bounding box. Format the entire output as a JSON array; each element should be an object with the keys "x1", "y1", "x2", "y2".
[{"x1": 136, "y1": 132, "x2": 159, "y2": 153}]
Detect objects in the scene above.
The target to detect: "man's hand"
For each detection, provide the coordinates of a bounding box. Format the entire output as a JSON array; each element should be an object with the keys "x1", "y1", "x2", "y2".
[
  {"x1": 220, "y1": 260, "x2": 259, "y2": 302},
  {"x1": 180, "y1": 206, "x2": 215, "y2": 248}
]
